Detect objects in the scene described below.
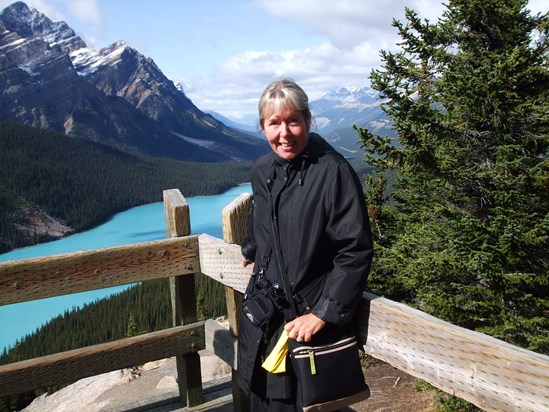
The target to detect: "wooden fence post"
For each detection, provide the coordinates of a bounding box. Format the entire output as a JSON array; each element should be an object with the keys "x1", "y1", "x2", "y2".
[
  {"x1": 163, "y1": 189, "x2": 203, "y2": 407},
  {"x1": 221, "y1": 192, "x2": 252, "y2": 412}
]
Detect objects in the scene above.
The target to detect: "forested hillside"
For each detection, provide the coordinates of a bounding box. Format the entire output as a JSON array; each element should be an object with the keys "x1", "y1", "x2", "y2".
[
  {"x1": 358, "y1": 0, "x2": 548, "y2": 359},
  {"x1": 357, "y1": 3, "x2": 547, "y2": 409},
  {"x1": 0, "y1": 120, "x2": 252, "y2": 253},
  {"x1": 0, "y1": 275, "x2": 227, "y2": 411}
]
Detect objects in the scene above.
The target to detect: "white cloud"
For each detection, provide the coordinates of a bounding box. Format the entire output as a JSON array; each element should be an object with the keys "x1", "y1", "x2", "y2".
[
  {"x1": 60, "y1": 0, "x2": 103, "y2": 47},
  {"x1": 218, "y1": 42, "x2": 378, "y2": 95},
  {"x1": 251, "y1": 0, "x2": 442, "y2": 49},
  {"x1": 187, "y1": 0, "x2": 548, "y2": 118},
  {"x1": 197, "y1": 0, "x2": 545, "y2": 116},
  {"x1": 62, "y1": 0, "x2": 100, "y2": 27},
  {"x1": 185, "y1": 0, "x2": 448, "y2": 117}
]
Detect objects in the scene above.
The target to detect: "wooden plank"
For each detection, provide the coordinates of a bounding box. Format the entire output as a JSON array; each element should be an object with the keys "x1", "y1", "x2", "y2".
[
  {"x1": 0, "y1": 236, "x2": 199, "y2": 305},
  {"x1": 198, "y1": 234, "x2": 253, "y2": 294},
  {"x1": 220, "y1": 190, "x2": 249, "y2": 335},
  {"x1": 0, "y1": 322, "x2": 206, "y2": 397},
  {"x1": 221, "y1": 192, "x2": 252, "y2": 246},
  {"x1": 224, "y1": 285, "x2": 248, "y2": 411},
  {"x1": 172, "y1": 281, "x2": 201, "y2": 406},
  {"x1": 224, "y1": 287, "x2": 243, "y2": 336},
  {"x1": 163, "y1": 189, "x2": 196, "y2": 327},
  {"x1": 164, "y1": 189, "x2": 191, "y2": 238},
  {"x1": 358, "y1": 292, "x2": 549, "y2": 412},
  {"x1": 221, "y1": 193, "x2": 251, "y2": 412},
  {"x1": 205, "y1": 319, "x2": 238, "y2": 370},
  {"x1": 163, "y1": 188, "x2": 203, "y2": 407},
  {"x1": 176, "y1": 353, "x2": 203, "y2": 407},
  {"x1": 204, "y1": 289, "x2": 549, "y2": 412}
]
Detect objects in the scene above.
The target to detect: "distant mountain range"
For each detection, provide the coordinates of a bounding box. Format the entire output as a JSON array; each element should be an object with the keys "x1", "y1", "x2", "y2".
[
  {"x1": 0, "y1": 1, "x2": 269, "y2": 162},
  {"x1": 310, "y1": 87, "x2": 394, "y2": 158},
  {"x1": 203, "y1": 109, "x2": 263, "y2": 139},
  {"x1": 0, "y1": 1, "x2": 392, "y2": 164},
  {"x1": 209, "y1": 87, "x2": 394, "y2": 161}
]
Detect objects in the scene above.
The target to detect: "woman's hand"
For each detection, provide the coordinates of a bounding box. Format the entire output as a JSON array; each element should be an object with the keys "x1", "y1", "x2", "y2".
[{"x1": 284, "y1": 313, "x2": 326, "y2": 343}]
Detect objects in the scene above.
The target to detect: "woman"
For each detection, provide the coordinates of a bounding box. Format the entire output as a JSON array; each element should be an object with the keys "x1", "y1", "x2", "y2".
[{"x1": 237, "y1": 79, "x2": 374, "y2": 411}]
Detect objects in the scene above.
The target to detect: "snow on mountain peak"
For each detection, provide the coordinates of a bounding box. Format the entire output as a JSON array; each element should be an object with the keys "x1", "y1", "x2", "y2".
[
  {"x1": 321, "y1": 86, "x2": 377, "y2": 102},
  {"x1": 1, "y1": 1, "x2": 83, "y2": 51},
  {"x1": 175, "y1": 81, "x2": 186, "y2": 96},
  {"x1": 71, "y1": 41, "x2": 130, "y2": 76}
]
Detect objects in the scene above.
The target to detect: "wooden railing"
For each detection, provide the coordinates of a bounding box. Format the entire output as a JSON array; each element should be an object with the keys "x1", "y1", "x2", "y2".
[{"x1": 0, "y1": 189, "x2": 548, "y2": 412}]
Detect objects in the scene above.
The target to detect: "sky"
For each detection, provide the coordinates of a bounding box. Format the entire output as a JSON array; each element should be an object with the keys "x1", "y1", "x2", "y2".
[{"x1": 1, "y1": 0, "x2": 546, "y2": 122}]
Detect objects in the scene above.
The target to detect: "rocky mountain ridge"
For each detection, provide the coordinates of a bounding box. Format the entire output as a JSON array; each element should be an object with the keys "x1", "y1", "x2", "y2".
[
  {"x1": 0, "y1": 1, "x2": 268, "y2": 162},
  {"x1": 208, "y1": 86, "x2": 394, "y2": 159},
  {"x1": 310, "y1": 87, "x2": 394, "y2": 157}
]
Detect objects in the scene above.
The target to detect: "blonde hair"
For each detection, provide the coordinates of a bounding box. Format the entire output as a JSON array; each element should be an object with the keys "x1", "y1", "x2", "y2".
[{"x1": 258, "y1": 79, "x2": 312, "y2": 131}]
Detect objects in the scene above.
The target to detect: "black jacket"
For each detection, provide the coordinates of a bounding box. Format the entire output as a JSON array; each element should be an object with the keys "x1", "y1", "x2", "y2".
[{"x1": 237, "y1": 133, "x2": 373, "y2": 398}]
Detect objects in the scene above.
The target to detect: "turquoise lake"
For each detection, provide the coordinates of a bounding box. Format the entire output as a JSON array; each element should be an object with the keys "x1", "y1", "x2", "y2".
[{"x1": 0, "y1": 184, "x2": 252, "y2": 352}]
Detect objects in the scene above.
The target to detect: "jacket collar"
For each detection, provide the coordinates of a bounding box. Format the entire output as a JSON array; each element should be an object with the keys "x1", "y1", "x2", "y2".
[{"x1": 270, "y1": 133, "x2": 331, "y2": 186}]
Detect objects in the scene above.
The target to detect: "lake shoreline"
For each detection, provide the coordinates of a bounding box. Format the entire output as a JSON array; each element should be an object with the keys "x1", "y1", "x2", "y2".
[
  {"x1": 0, "y1": 184, "x2": 252, "y2": 351},
  {"x1": 1, "y1": 183, "x2": 252, "y2": 260}
]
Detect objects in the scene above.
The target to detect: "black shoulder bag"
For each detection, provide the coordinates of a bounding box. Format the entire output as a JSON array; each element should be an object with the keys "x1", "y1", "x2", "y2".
[{"x1": 267, "y1": 188, "x2": 370, "y2": 412}]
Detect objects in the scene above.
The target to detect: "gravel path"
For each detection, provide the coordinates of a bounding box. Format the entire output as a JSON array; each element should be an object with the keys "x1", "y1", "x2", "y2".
[{"x1": 22, "y1": 352, "x2": 435, "y2": 411}]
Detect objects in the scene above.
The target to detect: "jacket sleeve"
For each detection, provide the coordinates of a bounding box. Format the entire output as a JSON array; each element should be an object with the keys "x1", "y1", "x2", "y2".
[
  {"x1": 311, "y1": 162, "x2": 374, "y2": 325},
  {"x1": 240, "y1": 205, "x2": 257, "y2": 263}
]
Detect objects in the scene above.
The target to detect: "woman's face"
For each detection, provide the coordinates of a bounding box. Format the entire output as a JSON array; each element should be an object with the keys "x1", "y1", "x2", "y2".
[{"x1": 262, "y1": 109, "x2": 309, "y2": 161}]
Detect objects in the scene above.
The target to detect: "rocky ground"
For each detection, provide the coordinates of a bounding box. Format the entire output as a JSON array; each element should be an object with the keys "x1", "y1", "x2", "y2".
[
  {"x1": 13, "y1": 206, "x2": 73, "y2": 238},
  {"x1": 22, "y1": 352, "x2": 436, "y2": 412},
  {"x1": 8, "y1": 205, "x2": 74, "y2": 245}
]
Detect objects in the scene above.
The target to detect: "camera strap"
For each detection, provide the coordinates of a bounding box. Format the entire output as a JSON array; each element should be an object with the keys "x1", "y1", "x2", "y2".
[
  {"x1": 257, "y1": 234, "x2": 272, "y2": 279},
  {"x1": 267, "y1": 180, "x2": 299, "y2": 322}
]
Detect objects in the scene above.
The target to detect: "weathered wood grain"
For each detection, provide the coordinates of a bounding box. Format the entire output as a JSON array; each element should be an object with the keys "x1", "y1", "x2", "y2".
[
  {"x1": 358, "y1": 293, "x2": 549, "y2": 412},
  {"x1": 0, "y1": 236, "x2": 199, "y2": 305},
  {"x1": 198, "y1": 234, "x2": 253, "y2": 294},
  {"x1": 2, "y1": 188, "x2": 547, "y2": 412},
  {"x1": 0, "y1": 322, "x2": 205, "y2": 396},
  {"x1": 221, "y1": 193, "x2": 252, "y2": 412},
  {"x1": 164, "y1": 189, "x2": 191, "y2": 238},
  {"x1": 163, "y1": 188, "x2": 202, "y2": 407},
  {"x1": 221, "y1": 192, "x2": 252, "y2": 246},
  {"x1": 205, "y1": 319, "x2": 238, "y2": 370}
]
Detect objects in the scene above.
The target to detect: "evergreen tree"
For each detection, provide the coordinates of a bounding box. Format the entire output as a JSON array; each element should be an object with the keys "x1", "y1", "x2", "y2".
[
  {"x1": 125, "y1": 313, "x2": 143, "y2": 337},
  {"x1": 0, "y1": 120, "x2": 253, "y2": 252},
  {"x1": 357, "y1": 0, "x2": 548, "y2": 357}
]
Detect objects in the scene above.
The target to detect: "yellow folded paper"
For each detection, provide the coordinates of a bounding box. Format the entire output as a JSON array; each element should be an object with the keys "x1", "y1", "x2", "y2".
[{"x1": 262, "y1": 329, "x2": 289, "y2": 373}]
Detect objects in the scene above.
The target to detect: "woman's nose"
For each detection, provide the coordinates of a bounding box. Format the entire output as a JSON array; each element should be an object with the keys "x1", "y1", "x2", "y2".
[{"x1": 279, "y1": 122, "x2": 290, "y2": 137}]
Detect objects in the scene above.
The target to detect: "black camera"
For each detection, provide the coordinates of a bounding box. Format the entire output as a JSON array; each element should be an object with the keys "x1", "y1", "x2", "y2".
[
  {"x1": 243, "y1": 292, "x2": 276, "y2": 327},
  {"x1": 243, "y1": 276, "x2": 286, "y2": 327}
]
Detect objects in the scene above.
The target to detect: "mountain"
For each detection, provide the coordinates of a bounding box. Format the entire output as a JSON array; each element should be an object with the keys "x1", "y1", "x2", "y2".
[
  {"x1": 206, "y1": 85, "x2": 394, "y2": 161},
  {"x1": 0, "y1": 119, "x2": 252, "y2": 253},
  {"x1": 205, "y1": 109, "x2": 262, "y2": 139},
  {"x1": 310, "y1": 87, "x2": 394, "y2": 159},
  {"x1": 0, "y1": 2, "x2": 269, "y2": 162}
]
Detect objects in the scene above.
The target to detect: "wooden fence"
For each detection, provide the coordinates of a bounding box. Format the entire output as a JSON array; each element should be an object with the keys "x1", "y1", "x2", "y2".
[{"x1": 0, "y1": 189, "x2": 548, "y2": 412}]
